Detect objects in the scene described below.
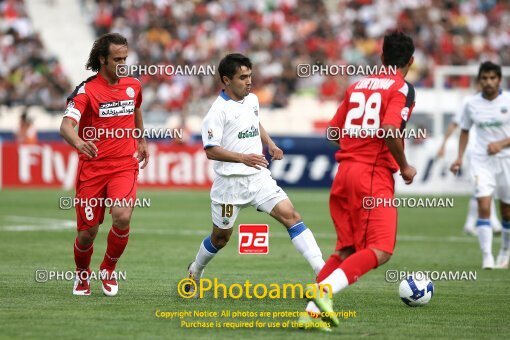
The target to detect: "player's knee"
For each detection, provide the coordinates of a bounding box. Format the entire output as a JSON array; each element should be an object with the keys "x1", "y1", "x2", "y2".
[
  {"x1": 112, "y1": 211, "x2": 131, "y2": 229},
  {"x1": 78, "y1": 229, "x2": 97, "y2": 245},
  {"x1": 281, "y1": 209, "x2": 301, "y2": 227},
  {"x1": 211, "y1": 233, "x2": 230, "y2": 249},
  {"x1": 337, "y1": 246, "x2": 355, "y2": 260},
  {"x1": 371, "y1": 248, "x2": 392, "y2": 266}
]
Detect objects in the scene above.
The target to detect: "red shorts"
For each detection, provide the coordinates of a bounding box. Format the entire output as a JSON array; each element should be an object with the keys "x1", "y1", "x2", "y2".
[
  {"x1": 75, "y1": 158, "x2": 138, "y2": 231},
  {"x1": 330, "y1": 161, "x2": 397, "y2": 254}
]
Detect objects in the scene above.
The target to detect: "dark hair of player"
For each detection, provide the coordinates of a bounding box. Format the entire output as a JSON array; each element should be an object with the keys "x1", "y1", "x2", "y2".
[
  {"x1": 86, "y1": 33, "x2": 128, "y2": 72},
  {"x1": 382, "y1": 31, "x2": 415, "y2": 68},
  {"x1": 218, "y1": 53, "x2": 252, "y2": 84},
  {"x1": 478, "y1": 61, "x2": 502, "y2": 80}
]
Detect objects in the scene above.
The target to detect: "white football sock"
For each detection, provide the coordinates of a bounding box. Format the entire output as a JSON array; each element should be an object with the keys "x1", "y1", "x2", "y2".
[
  {"x1": 319, "y1": 268, "x2": 349, "y2": 294},
  {"x1": 192, "y1": 236, "x2": 218, "y2": 277},
  {"x1": 500, "y1": 221, "x2": 510, "y2": 254},
  {"x1": 288, "y1": 222, "x2": 325, "y2": 275},
  {"x1": 463, "y1": 196, "x2": 478, "y2": 231},
  {"x1": 476, "y1": 219, "x2": 492, "y2": 256},
  {"x1": 490, "y1": 200, "x2": 502, "y2": 232}
]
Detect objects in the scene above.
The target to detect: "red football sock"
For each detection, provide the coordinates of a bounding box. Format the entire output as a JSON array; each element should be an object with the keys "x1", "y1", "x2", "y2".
[
  {"x1": 338, "y1": 248, "x2": 378, "y2": 284},
  {"x1": 317, "y1": 253, "x2": 343, "y2": 282},
  {"x1": 74, "y1": 238, "x2": 93, "y2": 271},
  {"x1": 100, "y1": 226, "x2": 130, "y2": 272}
]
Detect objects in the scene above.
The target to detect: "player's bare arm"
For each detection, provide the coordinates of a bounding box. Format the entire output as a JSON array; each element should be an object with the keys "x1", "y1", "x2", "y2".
[
  {"x1": 450, "y1": 129, "x2": 469, "y2": 174},
  {"x1": 382, "y1": 124, "x2": 416, "y2": 184},
  {"x1": 437, "y1": 121, "x2": 458, "y2": 158},
  {"x1": 134, "y1": 107, "x2": 149, "y2": 169},
  {"x1": 259, "y1": 123, "x2": 283, "y2": 160},
  {"x1": 59, "y1": 117, "x2": 98, "y2": 159},
  {"x1": 205, "y1": 145, "x2": 268, "y2": 169},
  {"x1": 487, "y1": 137, "x2": 510, "y2": 155}
]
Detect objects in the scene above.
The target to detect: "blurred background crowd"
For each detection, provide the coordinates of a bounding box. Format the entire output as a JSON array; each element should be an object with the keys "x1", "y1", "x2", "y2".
[{"x1": 1, "y1": 0, "x2": 509, "y2": 115}]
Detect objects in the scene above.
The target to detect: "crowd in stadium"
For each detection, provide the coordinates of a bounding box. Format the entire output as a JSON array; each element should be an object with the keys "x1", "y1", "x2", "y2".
[
  {"x1": 0, "y1": 0, "x2": 71, "y2": 111},
  {"x1": 1, "y1": 0, "x2": 509, "y2": 112}
]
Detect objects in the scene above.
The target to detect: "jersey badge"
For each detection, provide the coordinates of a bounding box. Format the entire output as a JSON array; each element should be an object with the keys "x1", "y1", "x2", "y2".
[{"x1": 126, "y1": 87, "x2": 135, "y2": 98}]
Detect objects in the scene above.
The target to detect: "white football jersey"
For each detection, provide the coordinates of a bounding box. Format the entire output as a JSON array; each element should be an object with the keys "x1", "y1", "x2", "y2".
[
  {"x1": 454, "y1": 96, "x2": 476, "y2": 152},
  {"x1": 201, "y1": 90, "x2": 263, "y2": 176},
  {"x1": 460, "y1": 91, "x2": 510, "y2": 158}
]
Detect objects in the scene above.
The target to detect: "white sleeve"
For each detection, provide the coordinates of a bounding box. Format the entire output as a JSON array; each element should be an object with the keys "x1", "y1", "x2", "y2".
[
  {"x1": 201, "y1": 110, "x2": 224, "y2": 149},
  {"x1": 452, "y1": 98, "x2": 467, "y2": 125},
  {"x1": 255, "y1": 96, "x2": 260, "y2": 123},
  {"x1": 64, "y1": 85, "x2": 88, "y2": 123},
  {"x1": 459, "y1": 100, "x2": 473, "y2": 131}
]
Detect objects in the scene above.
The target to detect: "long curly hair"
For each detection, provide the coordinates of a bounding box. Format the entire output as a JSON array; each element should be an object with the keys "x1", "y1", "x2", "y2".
[{"x1": 86, "y1": 33, "x2": 128, "y2": 72}]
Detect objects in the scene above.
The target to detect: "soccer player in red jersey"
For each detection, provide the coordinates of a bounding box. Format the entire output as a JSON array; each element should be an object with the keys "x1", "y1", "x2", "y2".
[
  {"x1": 59, "y1": 33, "x2": 149, "y2": 296},
  {"x1": 302, "y1": 31, "x2": 417, "y2": 328}
]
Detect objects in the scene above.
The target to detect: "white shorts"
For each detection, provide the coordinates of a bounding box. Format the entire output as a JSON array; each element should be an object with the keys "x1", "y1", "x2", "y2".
[
  {"x1": 470, "y1": 155, "x2": 510, "y2": 203},
  {"x1": 210, "y1": 169, "x2": 288, "y2": 229}
]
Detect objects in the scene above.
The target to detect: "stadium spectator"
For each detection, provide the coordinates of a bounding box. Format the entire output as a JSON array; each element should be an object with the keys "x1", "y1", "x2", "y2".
[
  {"x1": 2, "y1": 0, "x2": 510, "y2": 117},
  {"x1": 83, "y1": 0, "x2": 509, "y2": 116},
  {"x1": 15, "y1": 108, "x2": 37, "y2": 144},
  {"x1": 0, "y1": 0, "x2": 71, "y2": 111}
]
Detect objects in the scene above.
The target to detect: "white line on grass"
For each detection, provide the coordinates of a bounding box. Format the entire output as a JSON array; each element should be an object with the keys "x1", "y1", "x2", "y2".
[{"x1": 0, "y1": 216, "x2": 477, "y2": 243}]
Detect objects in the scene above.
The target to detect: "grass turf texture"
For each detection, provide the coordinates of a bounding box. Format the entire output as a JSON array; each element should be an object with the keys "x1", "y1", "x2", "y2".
[{"x1": 0, "y1": 190, "x2": 508, "y2": 339}]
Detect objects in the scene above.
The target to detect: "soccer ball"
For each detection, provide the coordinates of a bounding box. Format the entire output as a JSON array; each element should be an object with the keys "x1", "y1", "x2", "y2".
[{"x1": 399, "y1": 276, "x2": 434, "y2": 307}]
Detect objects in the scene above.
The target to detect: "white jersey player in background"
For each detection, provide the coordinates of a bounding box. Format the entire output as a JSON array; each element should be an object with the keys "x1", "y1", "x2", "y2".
[
  {"x1": 451, "y1": 61, "x2": 510, "y2": 269},
  {"x1": 183, "y1": 54, "x2": 325, "y2": 294},
  {"x1": 437, "y1": 96, "x2": 502, "y2": 236}
]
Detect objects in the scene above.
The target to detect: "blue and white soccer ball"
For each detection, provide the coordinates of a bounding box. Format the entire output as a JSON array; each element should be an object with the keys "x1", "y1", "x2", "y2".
[{"x1": 399, "y1": 276, "x2": 434, "y2": 307}]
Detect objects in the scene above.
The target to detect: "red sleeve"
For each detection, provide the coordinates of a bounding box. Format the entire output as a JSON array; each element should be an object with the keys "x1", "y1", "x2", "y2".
[
  {"x1": 329, "y1": 98, "x2": 348, "y2": 128},
  {"x1": 381, "y1": 87, "x2": 411, "y2": 128},
  {"x1": 64, "y1": 93, "x2": 89, "y2": 123},
  {"x1": 135, "y1": 84, "x2": 143, "y2": 108}
]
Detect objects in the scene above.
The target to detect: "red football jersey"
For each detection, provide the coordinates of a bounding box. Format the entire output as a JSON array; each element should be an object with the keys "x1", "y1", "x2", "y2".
[
  {"x1": 64, "y1": 73, "x2": 143, "y2": 162},
  {"x1": 329, "y1": 71, "x2": 415, "y2": 172}
]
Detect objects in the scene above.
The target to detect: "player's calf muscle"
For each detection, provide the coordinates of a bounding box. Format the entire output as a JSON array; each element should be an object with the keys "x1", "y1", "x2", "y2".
[{"x1": 500, "y1": 203, "x2": 510, "y2": 220}]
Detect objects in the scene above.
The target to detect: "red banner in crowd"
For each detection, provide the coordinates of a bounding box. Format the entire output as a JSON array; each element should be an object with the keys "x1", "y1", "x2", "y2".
[{"x1": 0, "y1": 142, "x2": 214, "y2": 189}]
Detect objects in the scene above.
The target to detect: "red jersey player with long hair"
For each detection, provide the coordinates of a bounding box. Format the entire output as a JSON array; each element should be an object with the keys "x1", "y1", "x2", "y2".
[
  {"x1": 60, "y1": 33, "x2": 149, "y2": 296},
  {"x1": 301, "y1": 31, "x2": 417, "y2": 330}
]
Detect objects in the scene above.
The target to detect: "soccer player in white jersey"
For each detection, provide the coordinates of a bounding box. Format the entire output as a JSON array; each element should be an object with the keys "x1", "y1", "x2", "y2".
[
  {"x1": 437, "y1": 97, "x2": 502, "y2": 236},
  {"x1": 451, "y1": 61, "x2": 510, "y2": 269},
  {"x1": 184, "y1": 54, "x2": 325, "y2": 293}
]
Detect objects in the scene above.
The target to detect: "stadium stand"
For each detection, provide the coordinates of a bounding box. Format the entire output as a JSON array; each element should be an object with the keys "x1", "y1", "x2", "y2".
[
  {"x1": 0, "y1": 0, "x2": 72, "y2": 112},
  {"x1": 1, "y1": 0, "x2": 509, "y2": 135}
]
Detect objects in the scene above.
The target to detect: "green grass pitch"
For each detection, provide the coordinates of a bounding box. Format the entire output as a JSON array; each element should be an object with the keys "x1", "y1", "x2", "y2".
[{"x1": 0, "y1": 189, "x2": 508, "y2": 339}]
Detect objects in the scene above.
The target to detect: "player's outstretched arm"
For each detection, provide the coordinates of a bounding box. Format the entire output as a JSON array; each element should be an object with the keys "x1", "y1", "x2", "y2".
[
  {"x1": 134, "y1": 108, "x2": 149, "y2": 169},
  {"x1": 59, "y1": 117, "x2": 97, "y2": 159},
  {"x1": 450, "y1": 129, "x2": 469, "y2": 174},
  {"x1": 382, "y1": 124, "x2": 416, "y2": 185},
  {"x1": 259, "y1": 123, "x2": 283, "y2": 160},
  {"x1": 205, "y1": 146, "x2": 268, "y2": 169}
]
